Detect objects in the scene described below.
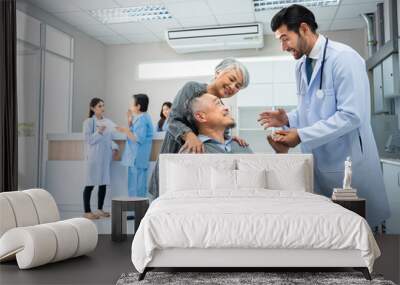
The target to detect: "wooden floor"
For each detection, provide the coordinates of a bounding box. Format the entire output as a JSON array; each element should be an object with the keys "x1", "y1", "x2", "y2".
[{"x1": 0, "y1": 235, "x2": 399, "y2": 285}]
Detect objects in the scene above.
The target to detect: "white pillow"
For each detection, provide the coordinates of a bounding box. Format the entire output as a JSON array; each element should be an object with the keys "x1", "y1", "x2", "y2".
[
  {"x1": 167, "y1": 160, "x2": 236, "y2": 192},
  {"x1": 211, "y1": 168, "x2": 236, "y2": 190},
  {"x1": 238, "y1": 158, "x2": 309, "y2": 192},
  {"x1": 167, "y1": 162, "x2": 210, "y2": 192},
  {"x1": 266, "y1": 167, "x2": 307, "y2": 191},
  {"x1": 211, "y1": 169, "x2": 267, "y2": 191},
  {"x1": 237, "y1": 169, "x2": 267, "y2": 189}
]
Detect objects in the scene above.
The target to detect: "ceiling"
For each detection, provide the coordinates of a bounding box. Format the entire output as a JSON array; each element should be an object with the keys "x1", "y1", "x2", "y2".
[{"x1": 27, "y1": 0, "x2": 380, "y2": 45}]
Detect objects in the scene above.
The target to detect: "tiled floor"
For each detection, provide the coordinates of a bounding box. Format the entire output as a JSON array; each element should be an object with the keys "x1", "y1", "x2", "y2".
[{"x1": 1, "y1": 235, "x2": 399, "y2": 285}]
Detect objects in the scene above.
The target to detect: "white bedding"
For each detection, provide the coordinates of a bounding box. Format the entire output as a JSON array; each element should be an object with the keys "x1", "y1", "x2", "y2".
[{"x1": 131, "y1": 190, "x2": 380, "y2": 273}]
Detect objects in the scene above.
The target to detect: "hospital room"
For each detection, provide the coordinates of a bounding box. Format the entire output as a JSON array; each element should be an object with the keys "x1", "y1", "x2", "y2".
[{"x1": 1, "y1": 0, "x2": 400, "y2": 284}]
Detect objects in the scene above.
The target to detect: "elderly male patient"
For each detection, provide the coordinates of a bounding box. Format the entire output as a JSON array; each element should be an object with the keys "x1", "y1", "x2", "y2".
[{"x1": 182, "y1": 91, "x2": 252, "y2": 153}]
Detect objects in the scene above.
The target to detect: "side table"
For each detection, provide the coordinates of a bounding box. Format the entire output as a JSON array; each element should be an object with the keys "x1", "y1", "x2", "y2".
[
  {"x1": 112, "y1": 197, "x2": 149, "y2": 242},
  {"x1": 332, "y1": 198, "x2": 366, "y2": 218}
]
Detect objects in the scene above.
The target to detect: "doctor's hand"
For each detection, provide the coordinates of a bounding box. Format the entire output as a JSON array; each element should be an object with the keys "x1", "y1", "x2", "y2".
[
  {"x1": 267, "y1": 135, "x2": 289, "y2": 153},
  {"x1": 271, "y1": 129, "x2": 301, "y2": 148},
  {"x1": 258, "y1": 108, "x2": 288, "y2": 129},
  {"x1": 180, "y1": 131, "x2": 204, "y2": 153}
]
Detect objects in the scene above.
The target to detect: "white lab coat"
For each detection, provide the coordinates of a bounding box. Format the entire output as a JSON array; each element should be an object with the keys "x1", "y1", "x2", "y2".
[
  {"x1": 288, "y1": 36, "x2": 390, "y2": 227},
  {"x1": 83, "y1": 116, "x2": 117, "y2": 186}
]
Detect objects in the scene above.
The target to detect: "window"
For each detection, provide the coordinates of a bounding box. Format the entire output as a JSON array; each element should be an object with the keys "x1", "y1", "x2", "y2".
[{"x1": 138, "y1": 56, "x2": 293, "y2": 80}]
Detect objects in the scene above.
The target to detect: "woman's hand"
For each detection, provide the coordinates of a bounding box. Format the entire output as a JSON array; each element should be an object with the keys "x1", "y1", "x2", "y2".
[
  {"x1": 232, "y1": 136, "x2": 249, "y2": 147},
  {"x1": 116, "y1": 126, "x2": 129, "y2": 134},
  {"x1": 112, "y1": 149, "x2": 119, "y2": 160},
  {"x1": 116, "y1": 126, "x2": 136, "y2": 142},
  {"x1": 127, "y1": 110, "x2": 133, "y2": 125},
  {"x1": 258, "y1": 108, "x2": 288, "y2": 129},
  {"x1": 180, "y1": 132, "x2": 204, "y2": 153},
  {"x1": 97, "y1": 125, "x2": 106, "y2": 134}
]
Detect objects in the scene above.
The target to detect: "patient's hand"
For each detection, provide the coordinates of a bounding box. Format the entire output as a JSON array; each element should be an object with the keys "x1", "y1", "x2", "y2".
[
  {"x1": 267, "y1": 135, "x2": 289, "y2": 153},
  {"x1": 232, "y1": 136, "x2": 249, "y2": 147},
  {"x1": 272, "y1": 129, "x2": 301, "y2": 148}
]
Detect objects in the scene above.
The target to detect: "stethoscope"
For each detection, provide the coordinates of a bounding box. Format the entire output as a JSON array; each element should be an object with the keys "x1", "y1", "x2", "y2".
[{"x1": 299, "y1": 37, "x2": 329, "y2": 99}]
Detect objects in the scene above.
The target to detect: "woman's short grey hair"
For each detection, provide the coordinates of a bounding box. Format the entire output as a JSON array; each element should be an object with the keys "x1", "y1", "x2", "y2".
[{"x1": 214, "y1": 58, "x2": 250, "y2": 89}]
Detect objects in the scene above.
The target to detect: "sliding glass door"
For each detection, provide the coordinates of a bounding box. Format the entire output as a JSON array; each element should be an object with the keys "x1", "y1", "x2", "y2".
[
  {"x1": 16, "y1": 10, "x2": 74, "y2": 189},
  {"x1": 16, "y1": 40, "x2": 41, "y2": 188}
]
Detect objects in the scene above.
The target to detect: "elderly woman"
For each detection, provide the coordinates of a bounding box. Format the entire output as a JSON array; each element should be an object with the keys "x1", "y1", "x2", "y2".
[{"x1": 149, "y1": 58, "x2": 250, "y2": 197}]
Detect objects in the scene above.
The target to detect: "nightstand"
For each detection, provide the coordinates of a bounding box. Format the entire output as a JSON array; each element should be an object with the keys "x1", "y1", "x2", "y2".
[
  {"x1": 332, "y1": 198, "x2": 366, "y2": 218},
  {"x1": 112, "y1": 197, "x2": 149, "y2": 242}
]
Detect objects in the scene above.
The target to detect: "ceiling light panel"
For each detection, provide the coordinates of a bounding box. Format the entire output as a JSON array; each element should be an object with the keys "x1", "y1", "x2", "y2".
[
  {"x1": 89, "y1": 5, "x2": 172, "y2": 24},
  {"x1": 253, "y1": 0, "x2": 340, "y2": 11}
]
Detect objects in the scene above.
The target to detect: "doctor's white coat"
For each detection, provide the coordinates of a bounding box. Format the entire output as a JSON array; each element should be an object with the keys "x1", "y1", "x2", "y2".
[{"x1": 288, "y1": 36, "x2": 390, "y2": 227}]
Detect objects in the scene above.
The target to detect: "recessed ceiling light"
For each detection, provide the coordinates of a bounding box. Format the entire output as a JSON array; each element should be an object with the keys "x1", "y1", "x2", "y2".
[
  {"x1": 88, "y1": 5, "x2": 172, "y2": 24},
  {"x1": 253, "y1": 0, "x2": 340, "y2": 11}
]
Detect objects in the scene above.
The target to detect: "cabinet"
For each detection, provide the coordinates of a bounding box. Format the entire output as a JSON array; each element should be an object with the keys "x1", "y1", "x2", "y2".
[
  {"x1": 381, "y1": 160, "x2": 400, "y2": 234},
  {"x1": 382, "y1": 54, "x2": 400, "y2": 98},
  {"x1": 16, "y1": 10, "x2": 41, "y2": 47},
  {"x1": 373, "y1": 64, "x2": 390, "y2": 113}
]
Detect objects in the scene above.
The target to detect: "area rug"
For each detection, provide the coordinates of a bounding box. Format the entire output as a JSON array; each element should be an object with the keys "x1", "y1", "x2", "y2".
[{"x1": 116, "y1": 271, "x2": 396, "y2": 285}]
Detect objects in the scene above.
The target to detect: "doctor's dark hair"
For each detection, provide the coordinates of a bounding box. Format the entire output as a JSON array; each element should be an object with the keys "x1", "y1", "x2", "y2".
[
  {"x1": 133, "y1": 93, "x2": 149, "y2": 112},
  {"x1": 271, "y1": 4, "x2": 318, "y2": 34},
  {"x1": 88, "y1": 97, "x2": 104, "y2": 117}
]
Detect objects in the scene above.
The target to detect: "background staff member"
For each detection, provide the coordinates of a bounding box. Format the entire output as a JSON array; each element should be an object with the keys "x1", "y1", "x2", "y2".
[
  {"x1": 118, "y1": 94, "x2": 154, "y2": 198},
  {"x1": 157, "y1": 101, "x2": 172, "y2": 132},
  {"x1": 259, "y1": 4, "x2": 390, "y2": 229},
  {"x1": 82, "y1": 98, "x2": 117, "y2": 219}
]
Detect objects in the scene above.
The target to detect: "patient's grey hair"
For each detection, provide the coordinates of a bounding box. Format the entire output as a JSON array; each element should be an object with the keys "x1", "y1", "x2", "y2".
[
  {"x1": 184, "y1": 90, "x2": 207, "y2": 129},
  {"x1": 214, "y1": 58, "x2": 250, "y2": 89}
]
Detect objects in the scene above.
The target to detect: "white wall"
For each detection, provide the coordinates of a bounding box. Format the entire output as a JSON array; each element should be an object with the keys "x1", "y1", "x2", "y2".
[
  {"x1": 16, "y1": 0, "x2": 106, "y2": 133},
  {"x1": 104, "y1": 29, "x2": 368, "y2": 128},
  {"x1": 73, "y1": 35, "x2": 106, "y2": 132}
]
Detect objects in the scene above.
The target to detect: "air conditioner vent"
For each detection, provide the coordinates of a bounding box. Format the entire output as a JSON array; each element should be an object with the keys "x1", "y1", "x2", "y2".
[{"x1": 166, "y1": 23, "x2": 264, "y2": 53}]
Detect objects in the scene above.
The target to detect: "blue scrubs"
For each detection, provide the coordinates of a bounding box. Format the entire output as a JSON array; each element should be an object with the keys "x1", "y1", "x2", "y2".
[{"x1": 121, "y1": 113, "x2": 154, "y2": 197}]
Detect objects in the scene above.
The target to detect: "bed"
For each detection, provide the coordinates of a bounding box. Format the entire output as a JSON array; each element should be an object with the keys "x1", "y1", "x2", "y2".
[{"x1": 131, "y1": 154, "x2": 380, "y2": 280}]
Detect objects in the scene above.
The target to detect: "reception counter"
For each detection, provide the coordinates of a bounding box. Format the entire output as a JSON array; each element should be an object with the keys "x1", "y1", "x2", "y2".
[
  {"x1": 45, "y1": 132, "x2": 165, "y2": 233},
  {"x1": 47, "y1": 132, "x2": 165, "y2": 161}
]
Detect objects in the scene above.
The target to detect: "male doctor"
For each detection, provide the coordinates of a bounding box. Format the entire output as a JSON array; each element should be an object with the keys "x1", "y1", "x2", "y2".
[{"x1": 259, "y1": 4, "x2": 390, "y2": 229}]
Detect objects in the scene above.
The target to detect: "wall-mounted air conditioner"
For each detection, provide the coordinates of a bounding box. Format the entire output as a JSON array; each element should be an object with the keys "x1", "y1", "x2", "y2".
[{"x1": 165, "y1": 23, "x2": 264, "y2": 54}]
